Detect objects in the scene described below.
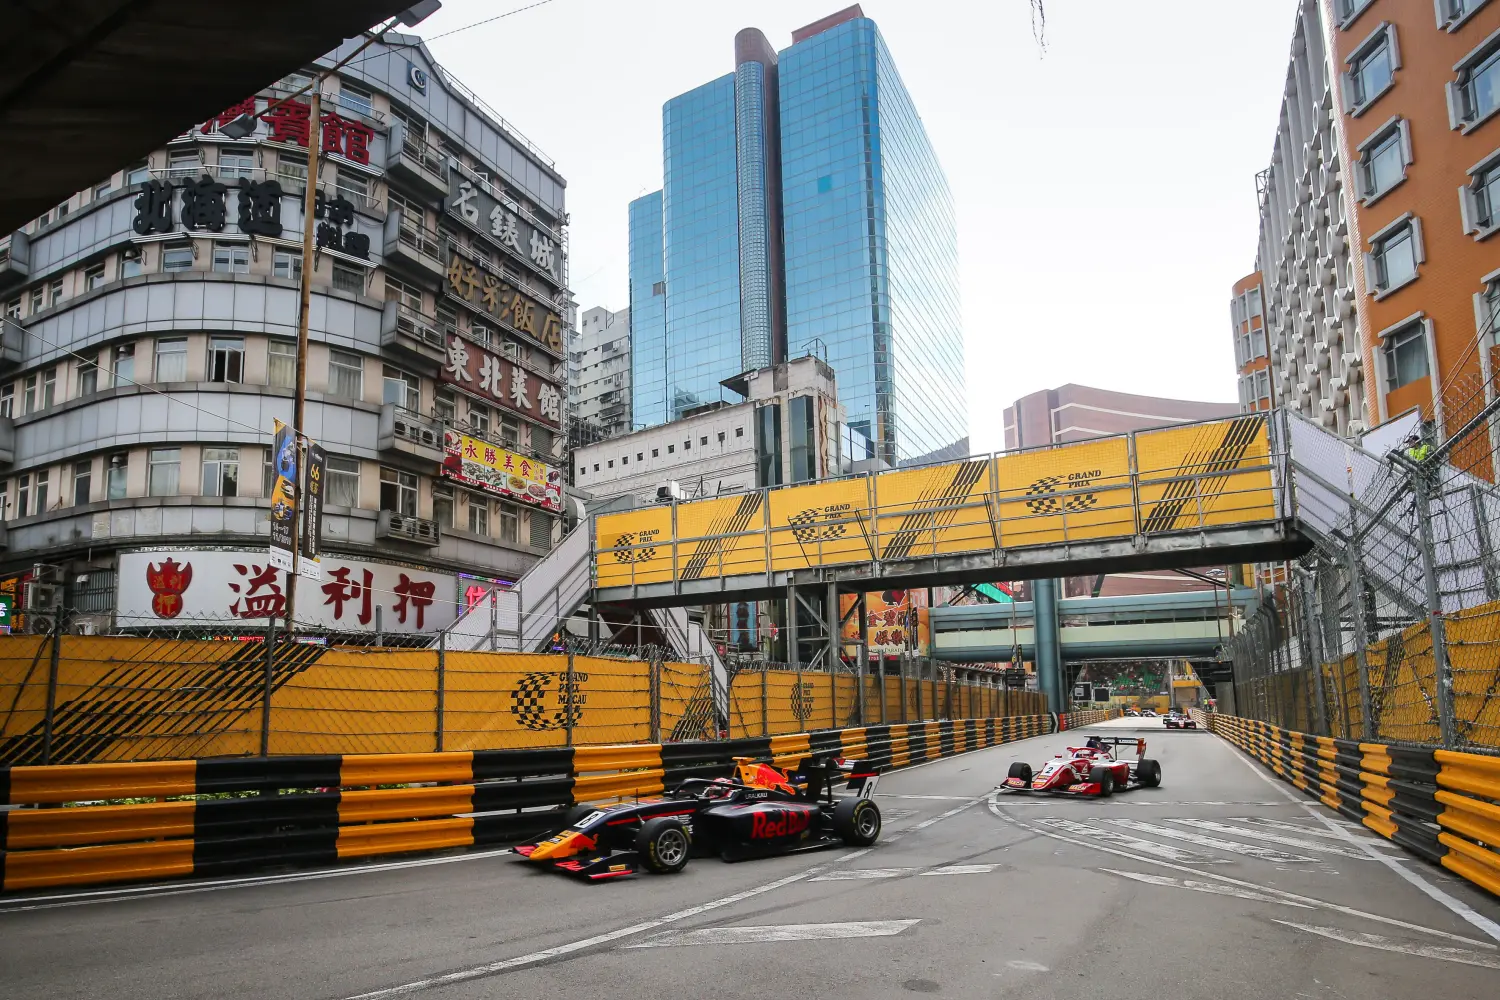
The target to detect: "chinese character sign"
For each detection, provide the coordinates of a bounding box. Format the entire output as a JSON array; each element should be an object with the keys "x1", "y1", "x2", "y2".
[
  {"x1": 441, "y1": 431, "x2": 562, "y2": 513},
  {"x1": 839, "y1": 590, "x2": 930, "y2": 658},
  {"x1": 445, "y1": 253, "x2": 563, "y2": 354},
  {"x1": 438, "y1": 334, "x2": 562, "y2": 429},
  {"x1": 258, "y1": 99, "x2": 375, "y2": 165},
  {"x1": 445, "y1": 169, "x2": 560, "y2": 282},
  {"x1": 116, "y1": 551, "x2": 459, "y2": 633}
]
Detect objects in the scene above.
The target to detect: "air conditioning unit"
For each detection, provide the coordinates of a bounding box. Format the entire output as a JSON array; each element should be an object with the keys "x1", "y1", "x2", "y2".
[
  {"x1": 656, "y1": 481, "x2": 682, "y2": 504},
  {"x1": 25, "y1": 581, "x2": 61, "y2": 610},
  {"x1": 72, "y1": 621, "x2": 97, "y2": 635}
]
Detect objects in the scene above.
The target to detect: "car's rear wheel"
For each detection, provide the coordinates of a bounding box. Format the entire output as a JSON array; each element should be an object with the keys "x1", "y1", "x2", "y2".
[
  {"x1": 1089, "y1": 765, "x2": 1115, "y2": 797},
  {"x1": 636, "y1": 817, "x2": 691, "y2": 874},
  {"x1": 1007, "y1": 762, "x2": 1033, "y2": 783},
  {"x1": 833, "y1": 797, "x2": 882, "y2": 846},
  {"x1": 1137, "y1": 758, "x2": 1162, "y2": 788}
]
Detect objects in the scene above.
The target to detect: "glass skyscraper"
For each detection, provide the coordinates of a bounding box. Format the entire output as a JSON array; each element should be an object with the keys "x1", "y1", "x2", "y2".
[
  {"x1": 628, "y1": 191, "x2": 667, "y2": 428},
  {"x1": 629, "y1": 5, "x2": 964, "y2": 465}
]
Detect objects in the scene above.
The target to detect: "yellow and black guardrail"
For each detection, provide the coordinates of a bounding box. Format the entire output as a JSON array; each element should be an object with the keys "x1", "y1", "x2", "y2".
[
  {"x1": 0, "y1": 710, "x2": 1114, "y2": 892},
  {"x1": 1208, "y1": 715, "x2": 1500, "y2": 898}
]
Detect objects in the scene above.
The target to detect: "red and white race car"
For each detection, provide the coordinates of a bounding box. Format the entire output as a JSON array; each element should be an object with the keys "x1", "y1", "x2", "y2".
[{"x1": 998, "y1": 736, "x2": 1162, "y2": 797}]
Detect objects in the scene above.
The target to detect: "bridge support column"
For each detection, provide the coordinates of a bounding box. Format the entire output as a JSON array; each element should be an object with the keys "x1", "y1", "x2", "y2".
[{"x1": 1034, "y1": 578, "x2": 1063, "y2": 713}]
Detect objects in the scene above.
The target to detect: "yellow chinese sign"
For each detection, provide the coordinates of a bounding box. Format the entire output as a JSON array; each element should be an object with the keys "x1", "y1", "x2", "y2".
[
  {"x1": 445, "y1": 253, "x2": 564, "y2": 353},
  {"x1": 442, "y1": 431, "x2": 562, "y2": 512}
]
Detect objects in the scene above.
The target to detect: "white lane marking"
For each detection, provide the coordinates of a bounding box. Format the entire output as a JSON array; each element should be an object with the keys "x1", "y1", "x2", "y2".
[
  {"x1": 0, "y1": 848, "x2": 517, "y2": 913},
  {"x1": 625, "y1": 919, "x2": 921, "y2": 948},
  {"x1": 1273, "y1": 920, "x2": 1500, "y2": 970},
  {"x1": 1222, "y1": 739, "x2": 1500, "y2": 944},
  {"x1": 1168, "y1": 819, "x2": 1379, "y2": 860},
  {"x1": 925, "y1": 863, "x2": 999, "y2": 876},
  {"x1": 345, "y1": 850, "x2": 871, "y2": 999},
  {"x1": 876, "y1": 794, "x2": 974, "y2": 801},
  {"x1": 809, "y1": 863, "x2": 1000, "y2": 882},
  {"x1": 1101, "y1": 869, "x2": 1314, "y2": 907},
  {"x1": 1234, "y1": 816, "x2": 1403, "y2": 849},
  {"x1": 987, "y1": 796, "x2": 1494, "y2": 947},
  {"x1": 1004, "y1": 960, "x2": 1049, "y2": 971},
  {"x1": 1107, "y1": 818, "x2": 1316, "y2": 863},
  {"x1": 1038, "y1": 818, "x2": 1228, "y2": 865}
]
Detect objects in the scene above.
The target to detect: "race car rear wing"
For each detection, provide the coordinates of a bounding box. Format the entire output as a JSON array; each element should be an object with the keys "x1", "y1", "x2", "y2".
[{"x1": 1084, "y1": 736, "x2": 1148, "y2": 757}]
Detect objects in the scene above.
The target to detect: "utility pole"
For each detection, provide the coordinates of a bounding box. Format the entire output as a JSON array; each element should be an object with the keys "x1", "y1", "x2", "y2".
[{"x1": 284, "y1": 81, "x2": 321, "y2": 634}]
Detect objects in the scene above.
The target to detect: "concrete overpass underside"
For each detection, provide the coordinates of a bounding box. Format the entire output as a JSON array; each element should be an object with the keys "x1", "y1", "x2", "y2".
[{"x1": 0, "y1": 0, "x2": 407, "y2": 233}]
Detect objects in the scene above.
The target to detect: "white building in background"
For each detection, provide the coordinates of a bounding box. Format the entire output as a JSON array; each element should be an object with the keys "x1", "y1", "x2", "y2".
[{"x1": 569, "y1": 305, "x2": 631, "y2": 439}]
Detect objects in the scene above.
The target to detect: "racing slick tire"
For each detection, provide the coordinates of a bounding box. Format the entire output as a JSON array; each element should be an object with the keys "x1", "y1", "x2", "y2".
[
  {"x1": 561, "y1": 804, "x2": 596, "y2": 829},
  {"x1": 833, "y1": 797, "x2": 883, "y2": 846},
  {"x1": 1136, "y1": 758, "x2": 1162, "y2": 788},
  {"x1": 1088, "y1": 765, "x2": 1116, "y2": 797},
  {"x1": 1007, "y1": 762, "x2": 1033, "y2": 784},
  {"x1": 636, "y1": 817, "x2": 692, "y2": 874}
]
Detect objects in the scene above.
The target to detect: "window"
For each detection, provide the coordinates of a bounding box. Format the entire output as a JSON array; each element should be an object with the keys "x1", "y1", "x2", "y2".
[
  {"x1": 387, "y1": 190, "x2": 423, "y2": 229},
  {"x1": 1454, "y1": 38, "x2": 1500, "y2": 131},
  {"x1": 432, "y1": 484, "x2": 454, "y2": 527},
  {"x1": 276, "y1": 157, "x2": 308, "y2": 191},
  {"x1": 1360, "y1": 122, "x2": 1408, "y2": 201},
  {"x1": 162, "y1": 243, "x2": 193, "y2": 272},
  {"x1": 84, "y1": 262, "x2": 107, "y2": 291},
  {"x1": 29, "y1": 287, "x2": 42, "y2": 315},
  {"x1": 268, "y1": 340, "x2": 296, "y2": 388},
  {"x1": 272, "y1": 251, "x2": 301, "y2": 281},
  {"x1": 207, "y1": 336, "x2": 244, "y2": 383},
  {"x1": 212, "y1": 242, "x2": 249, "y2": 274},
  {"x1": 148, "y1": 447, "x2": 180, "y2": 496},
  {"x1": 498, "y1": 502, "x2": 519, "y2": 543},
  {"x1": 607, "y1": 460, "x2": 613, "y2": 469},
  {"x1": 94, "y1": 180, "x2": 113, "y2": 201},
  {"x1": 717, "y1": 433, "x2": 724, "y2": 443},
  {"x1": 652, "y1": 281, "x2": 665, "y2": 296},
  {"x1": 1469, "y1": 158, "x2": 1500, "y2": 231},
  {"x1": 48, "y1": 278, "x2": 63, "y2": 306},
  {"x1": 651, "y1": 448, "x2": 659, "y2": 458},
  {"x1": 166, "y1": 151, "x2": 198, "y2": 180},
  {"x1": 735, "y1": 427, "x2": 744, "y2": 438},
  {"x1": 338, "y1": 81, "x2": 374, "y2": 118},
  {"x1": 0, "y1": 384, "x2": 12, "y2": 418},
  {"x1": 1251, "y1": 326, "x2": 1267, "y2": 359},
  {"x1": 55, "y1": 201, "x2": 69, "y2": 220},
  {"x1": 106, "y1": 453, "x2": 128, "y2": 500},
  {"x1": 436, "y1": 301, "x2": 458, "y2": 337},
  {"x1": 592, "y1": 464, "x2": 599, "y2": 472},
  {"x1": 72, "y1": 460, "x2": 91, "y2": 506},
  {"x1": 434, "y1": 388, "x2": 456, "y2": 424},
  {"x1": 499, "y1": 414, "x2": 519, "y2": 447},
  {"x1": 383, "y1": 365, "x2": 419, "y2": 411},
  {"x1": 620, "y1": 455, "x2": 628, "y2": 466},
  {"x1": 637, "y1": 452, "x2": 644, "y2": 461},
  {"x1": 326, "y1": 455, "x2": 360, "y2": 507},
  {"x1": 22, "y1": 374, "x2": 35, "y2": 415},
  {"x1": 471, "y1": 322, "x2": 492, "y2": 348},
  {"x1": 1369, "y1": 218, "x2": 1421, "y2": 294},
  {"x1": 332, "y1": 262, "x2": 364, "y2": 294},
  {"x1": 700, "y1": 436, "x2": 708, "y2": 446},
  {"x1": 469, "y1": 404, "x2": 490, "y2": 436},
  {"x1": 1383, "y1": 322, "x2": 1430, "y2": 392},
  {"x1": 0, "y1": 482, "x2": 8, "y2": 521},
  {"x1": 530, "y1": 511, "x2": 552, "y2": 548},
  {"x1": 336, "y1": 171, "x2": 370, "y2": 208},
  {"x1": 384, "y1": 275, "x2": 422, "y2": 311},
  {"x1": 1485, "y1": 281, "x2": 1500, "y2": 346},
  {"x1": 34, "y1": 470, "x2": 49, "y2": 514},
  {"x1": 126, "y1": 160, "x2": 150, "y2": 185},
  {"x1": 202, "y1": 447, "x2": 240, "y2": 497},
  {"x1": 155, "y1": 337, "x2": 188, "y2": 382},
  {"x1": 111, "y1": 343, "x2": 135, "y2": 386},
  {"x1": 219, "y1": 152, "x2": 254, "y2": 180},
  {"x1": 41, "y1": 367, "x2": 55, "y2": 408},
  {"x1": 121, "y1": 248, "x2": 143, "y2": 278},
  {"x1": 667, "y1": 444, "x2": 674, "y2": 454},
  {"x1": 3, "y1": 298, "x2": 18, "y2": 320},
  {"x1": 1335, "y1": 0, "x2": 1373, "y2": 24},
  {"x1": 16, "y1": 474, "x2": 28, "y2": 518},
  {"x1": 1347, "y1": 27, "x2": 1396, "y2": 113},
  {"x1": 1438, "y1": 0, "x2": 1493, "y2": 29},
  {"x1": 328, "y1": 349, "x2": 364, "y2": 399},
  {"x1": 468, "y1": 497, "x2": 489, "y2": 535},
  {"x1": 379, "y1": 467, "x2": 417, "y2": 515}
]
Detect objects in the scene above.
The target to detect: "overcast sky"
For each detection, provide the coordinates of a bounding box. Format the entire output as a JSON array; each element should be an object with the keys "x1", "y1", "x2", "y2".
[{"x1": 413, "y1": 0, "x2": 1298, "y2": 452}]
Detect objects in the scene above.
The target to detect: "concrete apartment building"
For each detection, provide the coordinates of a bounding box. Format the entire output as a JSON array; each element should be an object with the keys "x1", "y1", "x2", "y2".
[
  {"x1": 0, "y1": 33, "x2": 569, "y2": 633},
  {"x1": 1239, "y1": 0, "x2": 1499, "y2": 461},
  {"x1": 1003, "y1": 385, "x2": 1238, "y2": 452},
  {"x1": 1232, "y1": 272, "x2": 1275, "y2": 412},
  {"x1": 568, "y1": 305, "x2": 630, "y2": 439}
]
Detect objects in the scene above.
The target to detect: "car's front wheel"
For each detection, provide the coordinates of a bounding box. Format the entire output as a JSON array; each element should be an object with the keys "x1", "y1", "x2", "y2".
[
  {"x1": 833, "y1": 798, "x2": 882, "y2": 846},
  {"x1": 636, "y1": 817, "x2": 692, "y2": 874},
  {"x1": 1007, "y1": 761, "x2": 1033, "y2": 783},
  {"x1": 1089, "y1": 765, "x2": 1115, "y2": 797}
]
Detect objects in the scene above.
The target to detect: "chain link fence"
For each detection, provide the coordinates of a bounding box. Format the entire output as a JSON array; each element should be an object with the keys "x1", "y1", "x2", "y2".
[{"x1": 1230, "y1": 375, "x2": 1500, "y2": 751}]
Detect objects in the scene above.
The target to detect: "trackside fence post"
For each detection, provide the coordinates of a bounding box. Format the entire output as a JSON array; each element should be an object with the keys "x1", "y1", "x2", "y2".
[
  {"x1": 260, "y1": 616, "x2": 277, "y2": 756},
  {"x1": 435, "y1": 630, "x2": 446, "y2": 752},
  {"x1": 565, "y1": 652, "x2": 575, "y2": 747},
  {"x1": 40, "y1": 613, "x2": 62, "y2": 766},
  {"x1": 761, "y1": 663, "x2": 768, "y2": 737}
]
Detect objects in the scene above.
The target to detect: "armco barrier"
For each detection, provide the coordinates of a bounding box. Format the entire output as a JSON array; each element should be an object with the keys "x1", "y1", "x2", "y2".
[
  {"x1": 0, "y1": 710, "x2": 1113, "y2": 892},
  {"x1": 1207, "y1": 714, "x2": 1500, "y2": 898}
]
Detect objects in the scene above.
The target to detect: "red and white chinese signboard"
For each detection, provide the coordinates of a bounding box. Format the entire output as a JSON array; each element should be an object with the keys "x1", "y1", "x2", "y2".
[
  {"x1": 118, "y1": 551, "x2": 458, "y2": 633},
  {"x1": 197, "y1": 96, "x2": 375, "y2": 165},
  {"x1": 441, "y1": 431, "x2": 563, "y2": 513},
  {"x1": 441, "y1": 335, "x2": 562, "y2": 429}
]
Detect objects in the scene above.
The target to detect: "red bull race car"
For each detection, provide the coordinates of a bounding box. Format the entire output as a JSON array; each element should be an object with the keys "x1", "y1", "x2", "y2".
[
  {"x1": 998, "y1": 736, "x2": 1162, "y2": 797},
  {"x1": 515, "y1": 755, "x2": 882, "y2": 881}
]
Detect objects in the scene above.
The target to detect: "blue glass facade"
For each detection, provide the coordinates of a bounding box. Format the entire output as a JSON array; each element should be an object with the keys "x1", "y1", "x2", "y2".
[
  {"x1": 628, "y1": 191, "x2": 667, "y2": 429},
  {"x1": 662, "y1": 76, "x2": 743, "y2": 419},
  {"x1": 631, "y1": 13, "x2": 964, "y2": 465}
]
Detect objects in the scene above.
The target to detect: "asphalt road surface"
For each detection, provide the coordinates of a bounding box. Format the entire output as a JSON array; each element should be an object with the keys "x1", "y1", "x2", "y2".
[{"x1": 5, "y1": 719, "x2": 1500, "y2": 1000}]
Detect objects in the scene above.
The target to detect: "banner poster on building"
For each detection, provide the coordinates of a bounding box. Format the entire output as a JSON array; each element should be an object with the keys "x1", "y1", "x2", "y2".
[
  {"x1": 840, "y1": 589, "x2": 931, "y2": 659},
  {"x1": 441, "y1": 430, "x2": 563, "y2": 512},
  {"x1": 300, "y1": 443, "x2": 326, "y2": 582},
  {"x1": 727, "y1": 601, "x2": 759, "y2": 653},
  {"x1": 268, "y1": 419, "x2": 298, "y2": 572}
]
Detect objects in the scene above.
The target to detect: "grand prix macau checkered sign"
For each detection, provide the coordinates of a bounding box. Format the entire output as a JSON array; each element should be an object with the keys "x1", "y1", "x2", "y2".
[{"x1": 594, "y1": 415, "x2": 1278, "y2": 588}]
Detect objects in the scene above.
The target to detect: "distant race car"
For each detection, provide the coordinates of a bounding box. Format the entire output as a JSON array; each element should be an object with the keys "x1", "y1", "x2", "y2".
[
  {"x1": 1164, "y1": 712, "x2": 1198, "y2": 729},
  {"x1": 1140, "y1": 710, "x2": 1158, "y2": 717},
  {"x1": 998, "y1": 736, "x2": 1162, "y2": 797},
  {"x1": 1124, "y1": 709, "x2": 1140, "y2": 717},
  {"x1": 514, "y1": 755, "x2": 882, "y2": 881}
]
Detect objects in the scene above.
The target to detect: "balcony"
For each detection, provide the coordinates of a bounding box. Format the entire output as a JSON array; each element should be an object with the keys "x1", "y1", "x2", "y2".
[
  {"x1": 0, "y1": 415, "x2": 13, "y2": 465},
  {"x1": 0, "y1": 319, "x2": 23, "y2": 372},
  {"x1": 385, "y1": 122, "x2": 448, "y2": 196},
  {"x1": 381, "y1": 300, "x2": 445, "y2": 364},
  {"x1": 0, "y1": 232, "x2": 30, "y2": 290},
  {"x1": 384, "y1": 210, "x2": 446, "y2": 280},
  {"x1": 378, "y1": 403, "x2": 444, "y2": 463},
  {"x1": 376, "y1": 509, "x2": 440, "y2": 547}
]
